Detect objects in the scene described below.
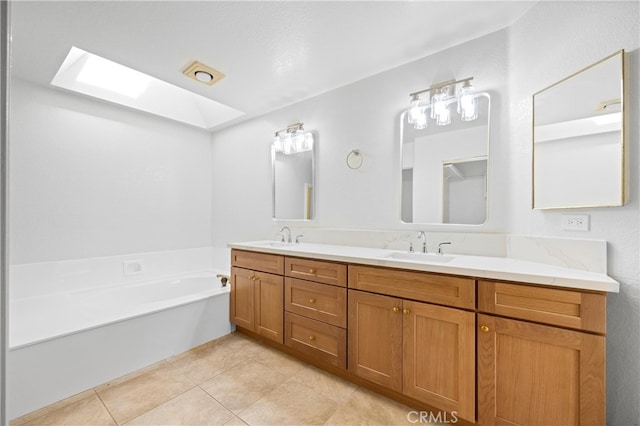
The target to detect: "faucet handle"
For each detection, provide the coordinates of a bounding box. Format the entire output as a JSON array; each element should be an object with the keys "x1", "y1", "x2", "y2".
[
  {"x1": 437, "y1": 242, "x2": 452, "y2": 255},
  {"x1": 295, "y1": 235, "x2": 304, "y2": 244}
]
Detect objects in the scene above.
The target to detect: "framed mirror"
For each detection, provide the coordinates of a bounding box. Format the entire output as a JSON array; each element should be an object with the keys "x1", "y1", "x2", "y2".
[
  {"x1": 272, "y1": 135, "x2": 315, "y2": 220},
  {"x1": 400, "y1": 93, "x2": 490, "y2": 225},
  {"x1": 533, "y1": 50, "x2": 625, "y2": 209}
]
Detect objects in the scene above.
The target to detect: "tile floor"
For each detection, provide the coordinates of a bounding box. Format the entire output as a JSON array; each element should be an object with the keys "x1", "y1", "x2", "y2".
[{"x1": 11, "y1": 332, "x2": 424, "y2": 426}]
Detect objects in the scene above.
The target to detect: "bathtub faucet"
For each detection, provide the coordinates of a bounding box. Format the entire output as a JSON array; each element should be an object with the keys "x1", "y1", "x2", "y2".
[
  {"x1": 279, "y1": 226, "x2": 292, "y2": 244},
  {"x1": 216, "y1": 274, "x2": 230, "y2": 287}
]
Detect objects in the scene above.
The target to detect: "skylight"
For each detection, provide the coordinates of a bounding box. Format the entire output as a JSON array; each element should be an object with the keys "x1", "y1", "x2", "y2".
[{"x1": 51, "y1": 47, "x2": 244, "y2": 129}]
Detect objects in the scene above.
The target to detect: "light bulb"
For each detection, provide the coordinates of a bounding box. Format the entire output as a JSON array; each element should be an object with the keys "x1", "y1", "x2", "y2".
[
  {"x1": 272, "y1": 134, "x2": 283, "y2": 152},
  {"x1": 432, "y1": 91, "x2": 451, "y2": 126},
  {"x1": 408, "y1": 96, "x2": 427, "y2": 126},
  {"x1": 458, "y1": 82, "x2": 477, "y2": 121},
  {"x1": 431, "y1": 91, "x2": 447, "y2": 118},
  {"x1": 282, "y1": 133, "x2": 293, "y2": 155},
  {"x1": 303, "y1": 132, "x2": 314, "y2": 151},
  {"x1": 436, "y1": 107, "x2": 451, "y2": 126},
  {"x1": 293, "y1": 130, "x2": 305, "y2": 152},
  {"x1": 413, "y1": 113, "x2": 428, "y2": 130}
]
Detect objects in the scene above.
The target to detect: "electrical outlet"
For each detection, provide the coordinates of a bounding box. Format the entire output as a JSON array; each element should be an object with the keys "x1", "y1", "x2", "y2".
[
  {"x1": 561, "y1": 214, "x2": 590, "y2": 231},
  {"x1": 123, "y1": 259, "x2": 144, "y2": 276}
]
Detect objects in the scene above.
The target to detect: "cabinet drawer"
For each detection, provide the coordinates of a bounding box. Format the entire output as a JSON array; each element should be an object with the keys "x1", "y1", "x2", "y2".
[
  {"x1": 285, "y1": 312, "x2": 347, "y2": 368},
  {"x1": 285, "y1": 257, "x2": 347, "y2": 287},
  {"x1": 478, "y1": 280, "x2": 606, "y2": 334},
  {"x1": 349, "y1": 265, "x2": 475, "y2": 310},
  {"x1": 285, "y1": 278, "x2": 347, "y2": 327},
  {"x1": 232, "y1": 249, "x2": 284, "y2": 275}
]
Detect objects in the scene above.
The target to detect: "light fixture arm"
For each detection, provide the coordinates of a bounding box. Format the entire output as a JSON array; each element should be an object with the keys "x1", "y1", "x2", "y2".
[
  {"x1": 409, "y1": 77, "x2": 473, "y2": 98},
  {"x1": 274, "y1": 122, "x2": 305, "y2": 137}
]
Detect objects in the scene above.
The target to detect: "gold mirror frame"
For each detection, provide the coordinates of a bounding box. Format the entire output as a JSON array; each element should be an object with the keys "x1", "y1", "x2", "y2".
[{"x1": 532, "y1": 50, "x2": 626, "y2": 210}]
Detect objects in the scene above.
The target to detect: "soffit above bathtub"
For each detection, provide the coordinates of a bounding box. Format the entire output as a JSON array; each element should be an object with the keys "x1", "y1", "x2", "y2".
[{"x1": 10, "y1": 1, "x2": 536, "y2": 132}]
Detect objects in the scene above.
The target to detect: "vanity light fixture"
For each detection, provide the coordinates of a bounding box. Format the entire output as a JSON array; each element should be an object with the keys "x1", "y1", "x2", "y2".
[
  {"x1": 272, "y1": 122, "x2": 314, "y2": 155},
  {"x1": 407, "y1": 77, "x2": 478, "y2": 129}
]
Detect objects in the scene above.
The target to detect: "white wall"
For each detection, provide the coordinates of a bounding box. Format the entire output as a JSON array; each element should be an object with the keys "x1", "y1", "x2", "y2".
[
  {"x1": 211, "y1": 3, "x2": 639, "y2": 423},
  {"x1": 211, "y1": 29, "x2": 510, "y2": 247},
  {"x1": 507, "y1": 2, "x2": 639, "y2": 425},
  {"x1": 9, "y1": 80, "x2": 214, "y2": 264}
]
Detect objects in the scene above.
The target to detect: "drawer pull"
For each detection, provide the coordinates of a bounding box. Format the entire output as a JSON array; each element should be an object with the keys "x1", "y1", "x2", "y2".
[
  {"x1": 249, "y1": 275, "x2": 256, "y2": 281},
  {"x1": 309, "y1": 335, "x2": 316, "y2": 341},
  {"x1": 403, "y1": 309, "x2": 410, "y2": 315},
  {"x1": 392, "y1": 307, "x2": 400, "y2": 313},
  {"x1": 308, "y1": 298, "x2": 316, "y2": 304},
  {"x1": 308, "y1": 268, "x2": 316, "y2": 274},
  {"x1": 480, "y1": 325, "x2": 490, "y2": 332}
]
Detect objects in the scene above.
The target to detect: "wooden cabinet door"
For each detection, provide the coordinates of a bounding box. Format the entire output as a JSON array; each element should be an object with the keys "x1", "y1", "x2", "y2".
[
  {"x1": 403, "y1": 301, "x2": 475, "y2": 422},
  {"x1": 254, "y1": 271, "x2": 284, "y2": 343},
  {"x1": 230, "y1": 267, "x2": 255, "y2": 330},
  {"x1": 348, "y1": 290, "x2": 403, "y2": 391},
  {"x1": 477, "y1": 314, "x2": 605, "y2": 426}
]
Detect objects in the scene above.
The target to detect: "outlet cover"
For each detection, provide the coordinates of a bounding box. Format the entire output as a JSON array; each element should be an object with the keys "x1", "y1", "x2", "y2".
[
  {"x1": 561, "y1": 214, "x2": 590, "y2": 231},
  {"x1": 123, "y1": 259, "x2": 144, "y2": 276}
]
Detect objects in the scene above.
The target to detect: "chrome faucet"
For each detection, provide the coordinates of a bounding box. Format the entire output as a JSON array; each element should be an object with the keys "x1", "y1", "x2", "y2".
[
  {"x1": 279, "y1": 226, "x2": 292, "y2": 244},
  {"x1": 417, "y1": 231, "x2": 427, "y2": 253},
  {"x1": 438, "y1": 242, "x2": 452, "y2": 255}
]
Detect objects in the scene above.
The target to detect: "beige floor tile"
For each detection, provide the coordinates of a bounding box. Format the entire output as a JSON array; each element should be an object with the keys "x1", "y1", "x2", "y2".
[
  {"x1": 10, "y1": 389, "x2": 98, "y2": 426},
  {"x1": 324, "y1": 387, "x2": 418, "y2": 426},
  {"x1": 168, "y1": 337, "x2": 252, "y2": 384},
  {"x1": 223, "y1": 415, "x2": 248, "y2": 425},
  {"x1": 96, "y1": 361, "x2": 195, "y2": 424},
  {"x1": 200, "y1": 359, "x2": 287, "y2": 413},
  {"x1": 124, "y1": 387, "x2": 234, "y2": 426},
  {"x1": 291, "y1": 364, "x2": 358, "y2": 404},
  {"x1": 250, "y1": 346, "x2": 306, "y2": 377},
  {"x1": 15, "y1": 393, "x2": 115, "y2": 426},
  {"x1": 238, "y1": 378, "x2": 339, "y2": 426},
  {"x1": 219, "y1": 333, "x2": 271, "y2": 359}
]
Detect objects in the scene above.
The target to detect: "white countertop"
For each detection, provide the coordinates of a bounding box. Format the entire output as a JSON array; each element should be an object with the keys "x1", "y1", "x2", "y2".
[{"x1": 228, "y1": 240, "x2": 619, "y2": 293}]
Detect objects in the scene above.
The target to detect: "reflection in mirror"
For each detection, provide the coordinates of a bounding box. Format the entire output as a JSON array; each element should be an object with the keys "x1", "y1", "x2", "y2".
[
  {"x1": 272, "y1": 129, "x2": 315, "y2": 220},
  {"x1": 533, "y1": 50, "x2": 625, "y2": 209},
  {"x1": 401, "y1": 93, "x2": 490, "y2": 225}
]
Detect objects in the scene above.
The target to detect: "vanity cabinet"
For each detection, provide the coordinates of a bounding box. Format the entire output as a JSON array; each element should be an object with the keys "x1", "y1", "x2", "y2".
[
  {"x1": 230, "y1": 250, "x2": 284, "y2": 343},
  {"x1": 229, "y1": 247, "x2": 609, "y2": 425},
  {"x1": 477, "y1": 280, "x2": 606, "y2": 425},
  {"x1": 348, "y1": 266, "x2": 476, "y2": 422},
  {"x1": 283, "y1": 257, "x2": 348, "y2": 368}
]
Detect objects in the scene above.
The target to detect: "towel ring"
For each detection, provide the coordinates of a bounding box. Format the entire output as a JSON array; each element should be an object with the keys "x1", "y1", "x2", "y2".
[{"x1": 346, "y1": 149, "x2": 363, "y2": 169}]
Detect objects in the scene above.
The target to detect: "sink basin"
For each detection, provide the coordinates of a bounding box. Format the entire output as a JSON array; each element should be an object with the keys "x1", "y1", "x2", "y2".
[
  {"x1": 254, "y1": 241, "x2": 298, "y2": 248},
  {"x1": 385, "y1": 252, "x2": 455, "y2": 264}
]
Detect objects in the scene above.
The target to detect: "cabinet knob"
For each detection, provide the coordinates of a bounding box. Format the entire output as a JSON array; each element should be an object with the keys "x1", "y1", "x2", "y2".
[
  {"x1": 392, "y1": 307, "x2": 400, "y2": 313},
  {"x1": 308, "y1": 268, "x2": 316, "y2": 274},
  {"x1": 403, "y1": 309, "x2": 410, "y2": 315},
  {"x1": 249, "y1": 275, "x2": 256, "y2": 281},
  {"x1": 309, "y1": 335, "x2": 316, "y2": 341},
  {"x1": 480, "y1": 325, "x2": 489, "y2": 332},
  {"x1": 309, "y1": 298, "x2": 316, "y2": 304}
]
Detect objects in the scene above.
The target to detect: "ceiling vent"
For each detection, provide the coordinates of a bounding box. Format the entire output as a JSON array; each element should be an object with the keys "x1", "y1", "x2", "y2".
[{"x1": 183, "y1": 61, "x2": 225, "y2": 86}]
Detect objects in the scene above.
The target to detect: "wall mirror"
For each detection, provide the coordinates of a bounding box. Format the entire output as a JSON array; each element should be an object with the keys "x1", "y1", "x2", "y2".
[
  {"x1": 272, "y1": 129, "x2": 315, "y2": 220},
  {"x1": 400, "y1": 93, "x2": 490, "y2": 225},
  {"x1": 533, "y1": 50, "x2": 625, "y2": 209}
]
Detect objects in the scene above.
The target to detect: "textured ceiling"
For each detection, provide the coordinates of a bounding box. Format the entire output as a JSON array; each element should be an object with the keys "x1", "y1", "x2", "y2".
[{"x1": 10, "y1": 1, "x2": 536, "y2": 130}]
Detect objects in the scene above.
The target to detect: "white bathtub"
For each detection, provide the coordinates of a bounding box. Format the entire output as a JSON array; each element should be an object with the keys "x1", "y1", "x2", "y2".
[{"x1": 7, "y1": 270, "x2": 233, "y2": 420}]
